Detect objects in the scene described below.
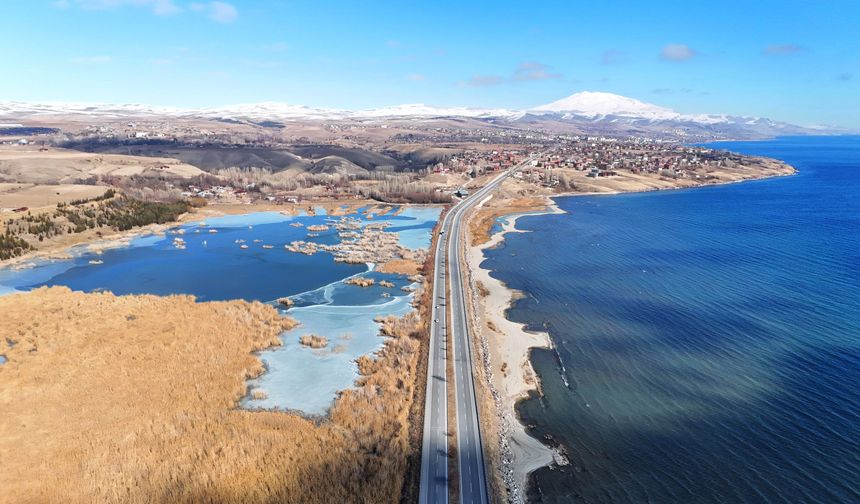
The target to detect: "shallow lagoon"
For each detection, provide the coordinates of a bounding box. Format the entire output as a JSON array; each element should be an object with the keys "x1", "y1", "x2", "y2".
[
  {"x1": 0, "y1": 205, "x2": 441, "y2": 415},
  {"x1": 244, "y1": 270, "x2": 417, "y2": 414}
]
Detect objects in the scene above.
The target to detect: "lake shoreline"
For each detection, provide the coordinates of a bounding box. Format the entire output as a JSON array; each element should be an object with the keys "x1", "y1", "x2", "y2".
[
  {"x1": 467, "y1": 166, "x2": 800, "y2": 502},
  {"x1": 0, "y1": 199, "x2": 433, "y2": 270},
  {"x1": 0, "y1": 205, "x2": 441, "y2": 418},
  {"x1": 465, "y1": 206, "x2": 559, "y2": 503}
]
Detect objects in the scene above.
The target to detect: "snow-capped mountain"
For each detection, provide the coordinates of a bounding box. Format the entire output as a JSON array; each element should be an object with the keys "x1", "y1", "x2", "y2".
[
  {"x1": 352, "y1": 103, "x2": 521, "y2": 120},
  {"x1": 0, "y1": 92, "x2": 840, "y2": 140},
  {"x1": 530, "y1": 91, "x2": 795, "y2": 127},
  {"x1": 0, "y1": 101, "x2": 190, "y2": 118},
  {"x1": 0, "y1": 100, "x2": 345, "y2": 121},
  {"x1": 532, "y1": 91, "x2": 683, "y2": 121},
  {"x1": 523, "y1": 91, "x2": 836, "y2": 138},
  {"x1": 195, "y1": 102, "x2": 345, "y2": 121},
  {"x1": 0, "y1": 101, "x2": 519, "y2": 121},
  {"x1": 198, "y1": 103, "x2": 523, "y2": 120}
]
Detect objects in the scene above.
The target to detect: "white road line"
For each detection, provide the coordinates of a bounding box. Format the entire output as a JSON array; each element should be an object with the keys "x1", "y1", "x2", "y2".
[{"x1": 420, "y1": 156, "x2": 534, "y2": 504}]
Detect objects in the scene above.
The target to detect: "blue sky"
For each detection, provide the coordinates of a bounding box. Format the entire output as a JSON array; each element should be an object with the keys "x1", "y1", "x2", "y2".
[{"x1": 1, "y1": 0, "x2": 858, "y2": 127}]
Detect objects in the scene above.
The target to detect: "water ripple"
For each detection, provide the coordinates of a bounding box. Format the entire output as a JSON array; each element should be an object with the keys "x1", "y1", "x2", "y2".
[{"x1": 491, "y1": 137, "x2": 860, "y2": 503}]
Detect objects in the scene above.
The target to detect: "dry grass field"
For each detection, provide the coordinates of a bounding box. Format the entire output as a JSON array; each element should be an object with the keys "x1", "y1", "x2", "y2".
[
  {"x1": 0, "y1": 286, "x2": 428, "y2": 504},
  {"x1": 377, "y1": 258, "x2": 421, "y2": 275},
  {"x1": 468, "y1": 194, "x2": 548, "y2": 247},
  {"x1": 0, "y1": 146, "x2": 203, "y2": 185},
  {"x1": 0, "y1": 182, "x2": 108, "y2": 208}
]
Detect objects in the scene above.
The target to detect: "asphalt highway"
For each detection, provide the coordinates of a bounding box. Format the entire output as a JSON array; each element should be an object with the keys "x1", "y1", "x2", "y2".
[{"x1": 419, "y1": 158, "x2": 531, "y2": 504}]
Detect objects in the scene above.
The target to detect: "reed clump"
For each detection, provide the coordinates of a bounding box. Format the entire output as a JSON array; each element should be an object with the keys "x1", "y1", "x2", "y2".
[
  {"x1": 345, "y1": 276, "x2": 375, "y2": 287},
  {"x1": 475, "y1": 280, "x2": 490, "y2": 298},
  {"x1": 377, "y1": 258, "x2": 420, "y2": 275},
  {"x1": 299, "y1": 334, "x2": 329, "y2": 349}
]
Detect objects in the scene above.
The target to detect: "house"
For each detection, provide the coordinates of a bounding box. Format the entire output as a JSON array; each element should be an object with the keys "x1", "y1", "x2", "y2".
[{"x1": 587, "y1": 168, "x2": 617, "y2": 178}]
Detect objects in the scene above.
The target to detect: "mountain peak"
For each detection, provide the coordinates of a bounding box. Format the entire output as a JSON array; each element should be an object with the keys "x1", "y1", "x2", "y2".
[{"x1": 531, "y1": 91, "x2": 680, "y2": 120}]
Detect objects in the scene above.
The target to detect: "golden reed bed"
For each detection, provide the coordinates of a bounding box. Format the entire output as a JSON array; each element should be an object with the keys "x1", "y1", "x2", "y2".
[{"x1": 0, "y1": 286, "x2": 426, "y2": 504}]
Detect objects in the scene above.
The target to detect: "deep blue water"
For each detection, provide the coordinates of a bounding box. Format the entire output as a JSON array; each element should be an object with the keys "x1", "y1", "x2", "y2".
[
  {"x1": 0, "y1": 209, "x2": 438, "y2": 302},
  {"x1": 0, "y1": 206, "x2": 441, "y2": 413},
  {"x1": 483, "y1": 136, "x2": 860, "y2": 503}
]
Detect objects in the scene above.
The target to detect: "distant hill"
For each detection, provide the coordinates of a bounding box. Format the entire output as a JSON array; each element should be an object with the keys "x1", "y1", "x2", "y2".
[
  {"x1": 289, "y1": 144, "x2": 402, "y2": 170},
  {"x1": 62, "y1": 141, "x2": 309, "y2": 172},
  {"x1": 306, "y1": 156, "x2": 369, "y2": 176},
  {"x1": 1, "y1": 92, "x2": 847, "y2": 141},
  {"x1": 60, "y1": 140, "x2": 409, "y2": 174},
  {"x1": 0, "y1": 126, "x2": 59, "y2": 136}
]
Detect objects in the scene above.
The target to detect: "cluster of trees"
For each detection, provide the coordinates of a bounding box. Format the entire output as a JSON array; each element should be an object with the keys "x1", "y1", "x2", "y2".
[
  {"x1": 60, "y1": 188, "x2": 116, "y2": 207},
  {"x1": 56, "y1": 197, "x2": 190, "y2": 232},
  {"x1": 2, "y1": 197, "x2": 191, "y2": 258},
  {"x1": 357, "y1": 177, "x2": 452, "y2": 204},
  {"x1": 9, "y1": 212, "x2": 61, "y2": 239},
  {"x1": 215, "y1": 167, "x2": 452, "y2": 203},
  {"x1": 0, "y1": 230, "x2": 32, "y2": 260},
  {"x1": 215, "y1": 167, "x2": 353, "y2": 192}
]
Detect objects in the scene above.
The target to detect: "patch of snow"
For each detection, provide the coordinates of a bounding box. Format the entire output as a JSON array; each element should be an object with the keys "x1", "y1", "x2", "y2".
[
  {"x1": 0, "y1": 92, "x2": 834, "y2": 133},
  {"x1": 531, "y1": 91, "x2": 683, "y2": 121}
]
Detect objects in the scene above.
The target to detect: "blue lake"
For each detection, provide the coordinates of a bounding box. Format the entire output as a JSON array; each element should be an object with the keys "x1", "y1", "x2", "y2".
[
  {"x1": 0, "y1": 205, "x2": 442, "y2": 414},
  {"x1": 483, "y1": 136, "x2": 860, "y2": 503}
]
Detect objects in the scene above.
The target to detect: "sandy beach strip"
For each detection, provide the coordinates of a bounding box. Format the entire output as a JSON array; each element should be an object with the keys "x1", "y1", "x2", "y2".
[{"x1": 463, "y1": 195, "x2": 567, "y2": 502}]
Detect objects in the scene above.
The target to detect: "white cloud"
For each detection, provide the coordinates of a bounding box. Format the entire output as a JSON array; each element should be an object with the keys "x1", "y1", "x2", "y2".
[
  {"x1": 63, "y1": 0, "x2": 182, "y2": 16},
  {"x1": 462, "y1": 61, "x2": 562, "y2": 87},
  {"x1": 243, "y1": 60, "x2": 282, "y2": 69},
  {"x1": 601, "y1": 49, "x2": 626, "y2": 65},
  {"x1": 463, "y1": 75, "x2": 504, "y2": 87},
  {"x1": 660, "y1": 44, "x2": 697, "y2": 62},
  {"x1": 210, "y1": 1, "x2": 237, "y2": 22},
  {"x1": 69, "y1": 55, "x2": 112, "y2": 64},
  {"x1": 56, "y1": 0, "x2": 237, "y2": 21},
  {"x1": 150, "y1": 0, "x2": 181, "y2": 15},
  {"x1": 763, "y1": 44, "x2": 805, "y2": 55},
  {"x1": 261, "y1": 42, "x2": 289, "y2": 53},
  {"x1": 406, "y1": 74, "x2": 426, "y2": 82},
  {"x1": 512, "y1": 61, "x2": 562, "y2": 81},
  {"x1": 190, "y1": 1, "x2": 237, "y2": 23}
]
